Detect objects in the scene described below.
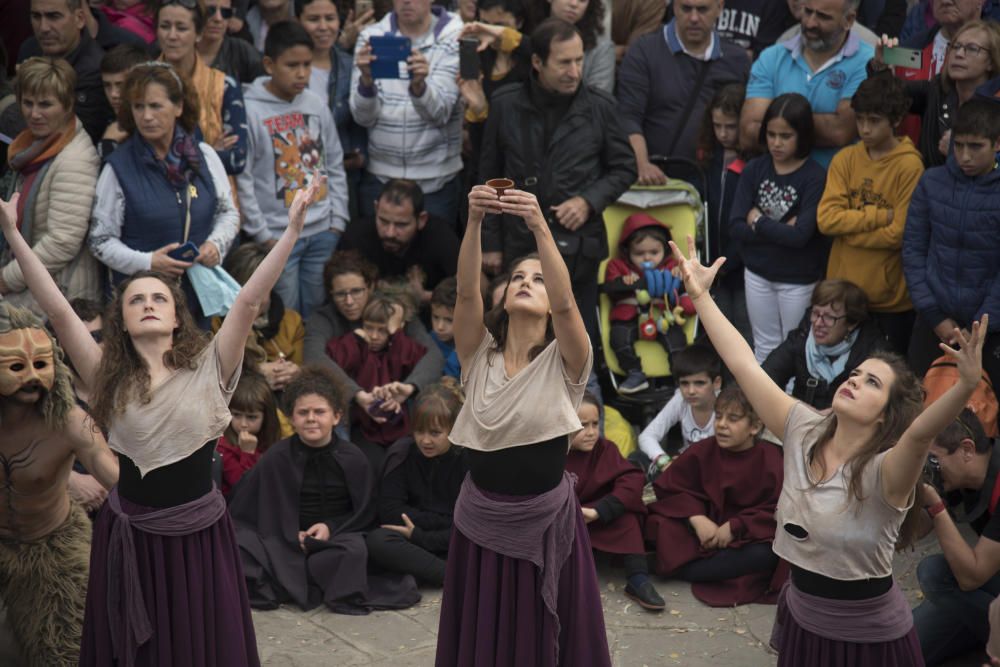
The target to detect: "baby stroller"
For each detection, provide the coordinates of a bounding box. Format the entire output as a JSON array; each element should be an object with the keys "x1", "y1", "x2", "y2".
[{"x1": 597, "y1": 157, "x2": 708, "y2": 423}]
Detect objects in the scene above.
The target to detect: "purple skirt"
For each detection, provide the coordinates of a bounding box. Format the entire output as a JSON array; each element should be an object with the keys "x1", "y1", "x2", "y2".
[
  {"x1": 79, "y1": 494, "x2": 260, "y2": 666},
  {"x1": 435, "y1": 490, "x2": 611, "y2": 667},
  {"x1": 772, "y1": 584, "x2": 923, "y2": 667}
]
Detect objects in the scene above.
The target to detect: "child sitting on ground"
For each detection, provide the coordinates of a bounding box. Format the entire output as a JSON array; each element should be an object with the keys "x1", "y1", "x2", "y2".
[
  {"x1": 566, "y1": 392, "x2": 665, "y2": 612},
  {"x1": 636, "y1": 345, "x2": 721, "y2": 480},
  {"x1": 366, "y1": 381, "x2": 467, "y2": 586},
  {"x1": 216, "y1": 371, "x2": 282, "y2": 495},
  {"x1": 229, "y1": 366, "x2": 420, "y2": 614},
  {"x1": 326, "y1": 294, "x2": 428, "y2": 469},
  {"x1": 429, "y1": 277, "x2": 460, "y2": 379},
  {"x1": 646, "y1": 385, "x2": 785, "y2": 606},
  {"x1": 603, "y1": 213, "x2": 695, "y2": 394}
]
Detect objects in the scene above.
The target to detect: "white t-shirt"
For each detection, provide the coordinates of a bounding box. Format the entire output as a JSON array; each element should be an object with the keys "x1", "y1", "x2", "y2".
[{"x1": 638, "y1": 391, "x2": 716, "y2": 460}]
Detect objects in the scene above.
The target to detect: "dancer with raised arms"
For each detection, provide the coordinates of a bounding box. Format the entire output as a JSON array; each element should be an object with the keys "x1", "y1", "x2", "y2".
[
  {"x1": 669, "y1": 235, "x2": 987, "y2": 666},
  {"x1": 0, "y1": 176, "x2": 325, "y2": 667},
  {"x1": 435, "y1": 185, "x2": 611, "y2": 666}
]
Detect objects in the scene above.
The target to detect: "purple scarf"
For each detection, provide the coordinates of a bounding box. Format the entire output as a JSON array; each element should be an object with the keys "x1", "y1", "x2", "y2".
[
  {"x1": 105, "y1": 486, "x2": 227, "y2": 667},
  {"x1": 140, "y1": 125, "x2": 202, "y2": 189},
  {"x1": 452, "y1": 472, "x2": 577, "y2": 664},
  {"x1": 771, "y1": 579, "x2": 914, "y2": 646}
]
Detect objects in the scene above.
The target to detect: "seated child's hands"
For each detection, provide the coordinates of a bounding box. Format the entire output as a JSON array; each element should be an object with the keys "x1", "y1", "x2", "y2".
[
  {"x1": 689, "y1": 515, "x2": 719, "y2": 549},
  {"x1": 712, "y1": 521, "x2": 734, "y2": 549},
  {"x1": 623, "y1": 272, "x2": 640, "y2": 286},
  {"x1": 381, "y1": 513, "x2": 415, "y2": 540},
  {"x1": 387, "y1": 302, "x2": 406, "y2": 335},
  {"x1": 581, "y1": 507, "x2": 600, "y2": 523},
  {"x1": 299, "y1": 522, "x2": 331, "y2": 550}
]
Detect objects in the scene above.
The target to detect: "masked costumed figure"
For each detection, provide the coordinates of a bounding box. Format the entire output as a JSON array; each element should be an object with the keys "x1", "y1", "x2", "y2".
[{"x1": 0, "y1": 302, "x2": 119, "y2": 667}]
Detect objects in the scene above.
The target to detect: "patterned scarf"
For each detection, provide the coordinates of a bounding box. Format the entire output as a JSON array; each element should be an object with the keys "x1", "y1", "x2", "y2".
[
  {"x1": 805, "y1": 327, "x2": 859, "y2": 384},
  {"x1": 141, "y1": 124, "x2": 201, "y2": 189}
]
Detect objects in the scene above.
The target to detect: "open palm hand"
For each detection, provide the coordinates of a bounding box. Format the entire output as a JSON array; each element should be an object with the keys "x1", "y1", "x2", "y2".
[{"x1": 668, "y1": 235, "x2": 724, "y2": 300}]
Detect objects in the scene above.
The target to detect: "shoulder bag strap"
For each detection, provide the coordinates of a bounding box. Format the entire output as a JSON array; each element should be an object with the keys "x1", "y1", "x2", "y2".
[{"x1": 666, "y1": 59, "x2": 712, "y2": 158}]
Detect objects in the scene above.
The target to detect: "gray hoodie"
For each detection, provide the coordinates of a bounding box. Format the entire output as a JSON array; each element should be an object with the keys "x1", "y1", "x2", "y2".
[{"x1": 237, "y1": 78, "x2": 349, "y2": 242}]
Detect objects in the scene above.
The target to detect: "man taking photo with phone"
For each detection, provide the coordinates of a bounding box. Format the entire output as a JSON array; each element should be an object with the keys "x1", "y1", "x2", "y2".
[{"x1": 350, "y1": 0, "x2": 464, "y2": 227}]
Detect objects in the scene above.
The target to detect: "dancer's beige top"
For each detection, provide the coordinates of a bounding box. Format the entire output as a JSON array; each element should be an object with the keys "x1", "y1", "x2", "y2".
[
  {"x1": 449, "y1": 331, "x2": 592, "y2": 451},
  {"x1": 773, "y1": 402, "x2": 914, "y2": 580},
  {"x1": 107, "y1": 337, "x2": 241, "y2": 476}
]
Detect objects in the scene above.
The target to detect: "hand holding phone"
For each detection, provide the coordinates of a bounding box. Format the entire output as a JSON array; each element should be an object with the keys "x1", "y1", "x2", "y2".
[
  {"x1": 166, "y1": 240, "x2": 200, "y2": 262},
  {"x1": 459, "y1": 37, "x2": 480, "y2": 80},
  {"x1": 883, "y1": 46, "x2": 923, "y2": 70},
  {"x1": 369, "y1": 34, "x2": 412, "y2": 79}
]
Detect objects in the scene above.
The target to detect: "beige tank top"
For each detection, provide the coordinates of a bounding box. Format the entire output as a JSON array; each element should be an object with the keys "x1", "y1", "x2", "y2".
[
  {"x1": 772, "y1": 402, "x2": 914, "y2": 580},
  {"x1": 448, "y1": 332, "x2": 592, "y2": 452}
]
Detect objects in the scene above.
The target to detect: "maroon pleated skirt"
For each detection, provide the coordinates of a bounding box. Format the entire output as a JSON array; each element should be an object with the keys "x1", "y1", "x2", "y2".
[
  {"x1": 79, "y1": 494, "x2": 260, "y2": 666},
  {"x1": 435, "y1": 493, "x2": 611, "y2": 667},
  {"x1": 772, "y1": 586, "x2": 924, "y2": 667}
]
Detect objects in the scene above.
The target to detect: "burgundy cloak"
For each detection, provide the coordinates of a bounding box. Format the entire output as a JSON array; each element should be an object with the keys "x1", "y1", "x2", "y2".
[
  {"x1": 565, "y1": 437, "x2": 647, "y2": 554},
  {"x1": 228, "y1": 436, "x2": 420, "y2": 614},
  {"x1": 327, "y1": 330, "x2": 427, "y2": 446},
  {"x1": 646, "y1": 437, "x2": 786, "y2": 606}
]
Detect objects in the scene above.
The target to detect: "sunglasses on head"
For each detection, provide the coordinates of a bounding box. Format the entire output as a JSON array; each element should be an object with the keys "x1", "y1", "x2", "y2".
[{"x1": 206, "y1": 4, "x2": 234, "y2": 18}]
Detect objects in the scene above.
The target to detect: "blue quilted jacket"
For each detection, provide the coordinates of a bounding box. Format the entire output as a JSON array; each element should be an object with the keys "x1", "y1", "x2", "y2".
[{"x1": 902, "y1": 154, "x2": 1000, "y2": 331}]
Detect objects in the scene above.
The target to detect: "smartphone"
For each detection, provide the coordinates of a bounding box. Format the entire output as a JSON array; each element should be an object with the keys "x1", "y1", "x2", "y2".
[
  {"x1": 355, "y1": 0, "x2": 372, "y2": 14},
  {"x1": 369, "y1": 34, "x2": 412, "y2": 79},
  {"x1": 883, "y1": 46, "x2": 923, "y2": 70},
  {"x1": 167, "y1": 240, "x2": 200, "y2": 262},
  {"x1": 459, "y1": 37, "x2": 480, "y2": 81}
]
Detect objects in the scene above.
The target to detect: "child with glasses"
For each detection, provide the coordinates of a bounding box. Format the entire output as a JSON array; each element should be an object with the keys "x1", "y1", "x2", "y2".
[{"x1": 762, "y1": 279, "x2": 890, "y2": 410}]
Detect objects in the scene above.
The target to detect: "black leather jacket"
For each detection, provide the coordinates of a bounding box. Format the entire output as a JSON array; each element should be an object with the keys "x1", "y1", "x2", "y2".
[{"x1": 479, "y1": 78, "x2": 637, "y2": 270}]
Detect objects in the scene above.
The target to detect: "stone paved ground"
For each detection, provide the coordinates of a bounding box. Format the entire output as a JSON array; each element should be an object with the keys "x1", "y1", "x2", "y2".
[{"x1": 0, "y1": 531, "x2": 984, "y2": 666}]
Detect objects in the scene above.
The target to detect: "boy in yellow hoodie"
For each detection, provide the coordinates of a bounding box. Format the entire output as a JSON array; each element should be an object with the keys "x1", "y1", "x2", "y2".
[{"x1": 817, "y1": 76, "x2": 925, "y2": 355}]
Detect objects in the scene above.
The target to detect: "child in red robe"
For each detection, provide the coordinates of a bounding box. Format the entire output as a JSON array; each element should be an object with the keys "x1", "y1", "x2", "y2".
[
  {"x1": 566, "y1": 393, "x2": 665, "y2": 611},
  {"x1": 646, "y1": 384, "x2": 786, "y2": 606},
  {"x1": 326, "y1": 294, "x2": 427, "y2": 470}
]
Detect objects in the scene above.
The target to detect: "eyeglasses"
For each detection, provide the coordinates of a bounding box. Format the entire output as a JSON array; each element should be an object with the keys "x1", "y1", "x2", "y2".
[
  {"x1": 948, "y1": 41, "x2": 991, "y2": 57},
  {"x1": 206, "y1": 4, "x2": 234, "y2": 18},
  {"x1": 809, "y1": 307, "x2": 847, "y2": 327},
  {"x1": 332, "y1": 287, "x2": 367, "y2": 302}
]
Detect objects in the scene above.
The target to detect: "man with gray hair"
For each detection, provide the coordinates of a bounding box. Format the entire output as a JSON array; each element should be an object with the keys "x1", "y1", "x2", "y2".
[{"x1": 739, "y1": 0, "x2": 873, "y2": 166}]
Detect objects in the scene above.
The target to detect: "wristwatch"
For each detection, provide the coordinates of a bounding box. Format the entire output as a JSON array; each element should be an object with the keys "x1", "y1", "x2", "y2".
[{"x1": 926, "y1": 500, "x2": 947, "y2": 519}]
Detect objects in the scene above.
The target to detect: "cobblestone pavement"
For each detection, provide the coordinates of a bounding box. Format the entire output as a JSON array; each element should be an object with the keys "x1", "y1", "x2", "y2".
[{"x1": 0, "y1": 532, "x2": 982, "y2": 666}]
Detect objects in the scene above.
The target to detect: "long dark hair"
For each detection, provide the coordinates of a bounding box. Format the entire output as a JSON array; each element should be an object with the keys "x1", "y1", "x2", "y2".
[
  {"x1": 804, "y1": 351, "x2": 923, "y2": 548},
  {"x1": 229, "y1": 370, "x2": 281, "y2": 453},
  {"x1": 759, "y1": 93, "x2": 815, "y2": 159},
  {"x1": 483, "y1": 253, "x2": 555, "y2": 362},
  {"x1": 529, "y1": 0, "x2": 605, "y2": 50},
  {"x1": 697, "y1": 83, "x2": 746, "y2": 166},
  {"x1": 89, "y1": 271, "x2": 210, "y2": 432}
]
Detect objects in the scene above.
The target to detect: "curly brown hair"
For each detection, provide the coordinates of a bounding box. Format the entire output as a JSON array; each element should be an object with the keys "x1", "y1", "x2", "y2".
[
  {"x1": 321, "y1": 250, "x2": 379, "y2": 303},
  {"x1": 88, "y1": 271, "x2": 210, "y2": 432},
  {"x1": 117, "y1": 62, "x2": 201, "y2": 136},
  {"x1": 802, "y1": 351, "x2": 926, "y2": 549},
  {"x1": 282, "y1": 365, "x2": 349, "y2": 416}
]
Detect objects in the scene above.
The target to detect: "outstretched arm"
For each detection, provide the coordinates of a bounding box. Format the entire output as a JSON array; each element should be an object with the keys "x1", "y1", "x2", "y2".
[
  {"x1": 670, "y1": 235, "x2": 796, "y2": 439},
  {"x1": 499, "y1": 190, "x2": 590, "y2": 381},
  {"x1": 453, "y1": 186, "x2": 494, "y2": 366},
  {"x1": 882, "y1": 317, "x2": 987, "y2": 507},
  {"x1": 0, "y1": 194, "x2": 103, "y2": 387},
  {"x1": 216, "y1": 177, "x2": 325, "y2": 385}
]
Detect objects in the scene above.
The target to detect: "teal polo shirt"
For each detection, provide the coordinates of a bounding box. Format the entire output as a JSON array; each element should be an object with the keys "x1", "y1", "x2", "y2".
[{"x1": 746, "y1": 32, "x2": 873, "y2": 166}]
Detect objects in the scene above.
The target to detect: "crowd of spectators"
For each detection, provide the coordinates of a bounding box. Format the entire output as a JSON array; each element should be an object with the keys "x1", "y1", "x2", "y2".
[{"x1": 2, "y1": 0, "x2": 1000, "y2": 661}]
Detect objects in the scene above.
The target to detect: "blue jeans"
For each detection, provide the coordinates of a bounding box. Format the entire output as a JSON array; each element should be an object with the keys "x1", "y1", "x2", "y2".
[
  {"x1": 913, "y1": 552, "x2": 1000, "y2": 665},
  {"x1": 359, "y1": 171, "x2": 461, "y2": 229},
  {"x1": 273, "y1": 230, "x2": 340, "y2": 319}
]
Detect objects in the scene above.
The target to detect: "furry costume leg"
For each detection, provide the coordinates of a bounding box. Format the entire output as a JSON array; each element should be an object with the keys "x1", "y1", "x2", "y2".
[{"x1": 0, "y1": 504, "x2": 91, "y2": 667}]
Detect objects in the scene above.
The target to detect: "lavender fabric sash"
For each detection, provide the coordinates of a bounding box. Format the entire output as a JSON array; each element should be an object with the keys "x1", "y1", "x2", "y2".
[
  {"x1": 106, "y1": 486, "x2": 227, "y2": 667},
  {"x1": 452, "y1": 472, "x2": 577, "y2": 662},
  {"x1": 774, "y1": 579, "x2": 914, "y2": 645}
]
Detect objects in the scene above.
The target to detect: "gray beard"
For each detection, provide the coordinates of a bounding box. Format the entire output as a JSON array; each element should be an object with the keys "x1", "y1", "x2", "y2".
[{"x1": 803, "y1": 29, "x2": 846, "y2": 53}]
